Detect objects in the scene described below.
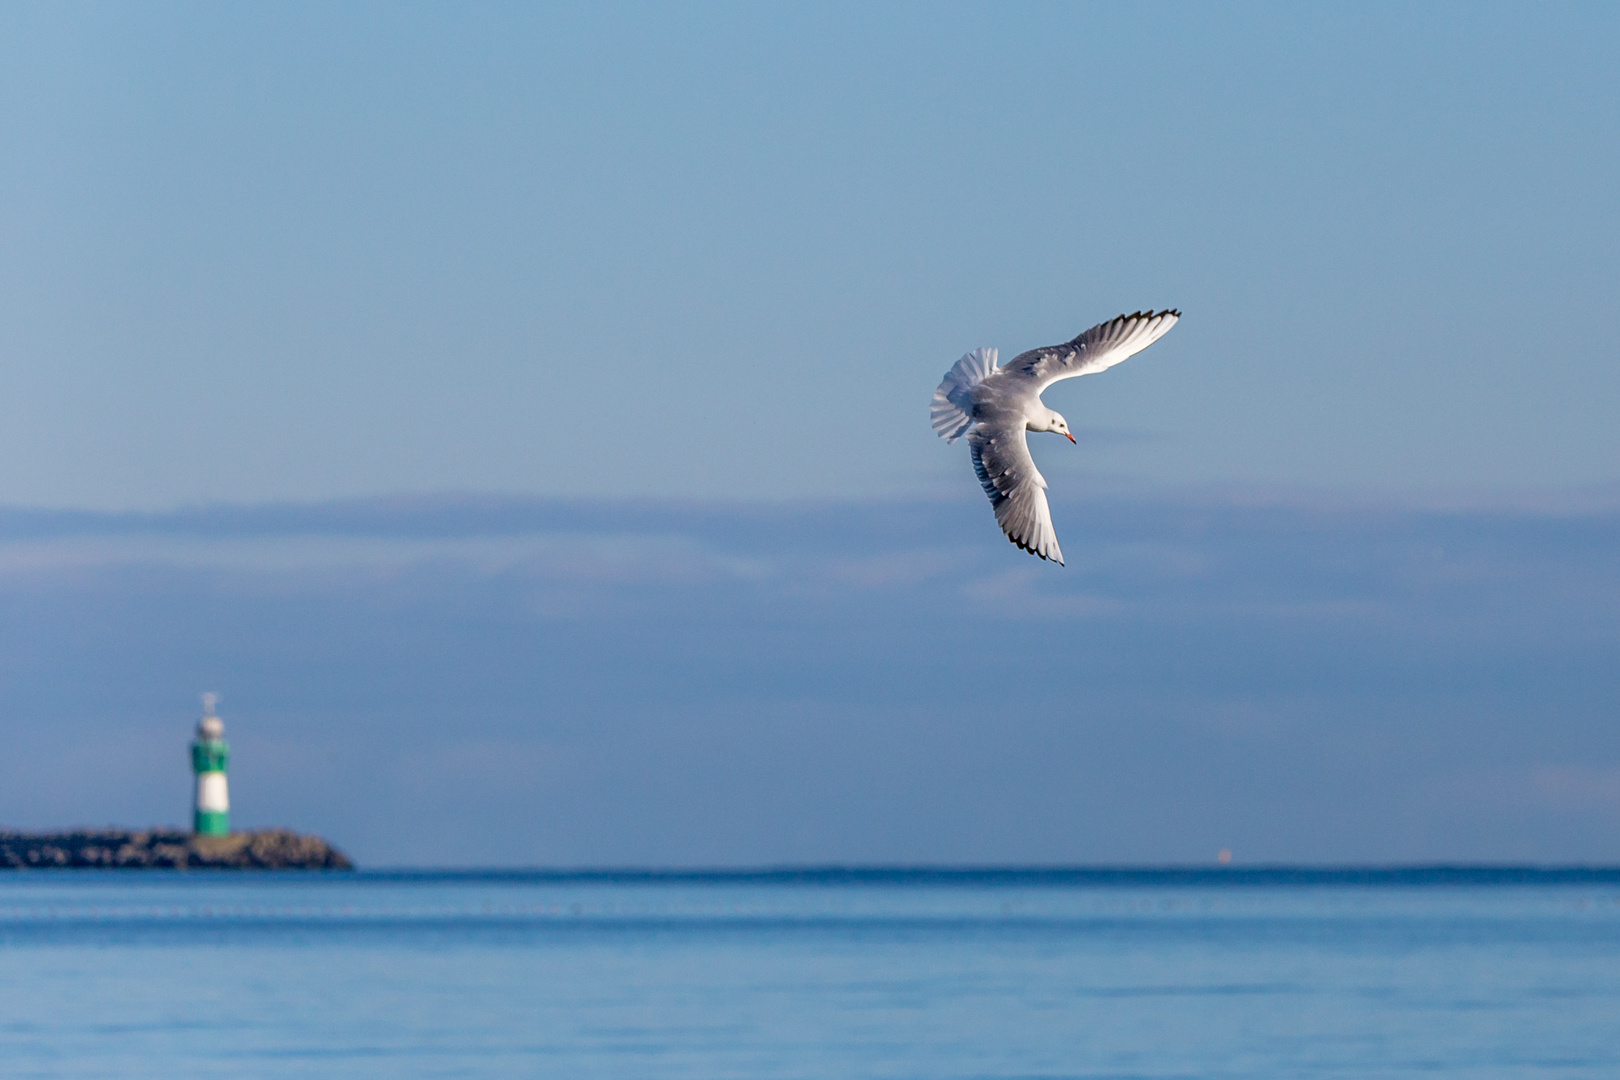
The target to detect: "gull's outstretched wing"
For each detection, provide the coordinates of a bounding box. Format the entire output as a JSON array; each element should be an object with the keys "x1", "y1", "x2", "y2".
[
  {"x1": 1004, "y1": 310, "x2": 1179, "y2": 391},
  {"x1": 967, "y1": 421, "x2": 1063, "y2": 564}
]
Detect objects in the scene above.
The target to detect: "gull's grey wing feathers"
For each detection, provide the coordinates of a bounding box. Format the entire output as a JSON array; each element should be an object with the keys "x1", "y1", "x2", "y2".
[
  {"x1": 930, "y1": 347, "x2": 998, "y2": 443},
  {"x1": 968, "y1": 421, "x2": 1063, "y2": 564},
  {"x1": 1005, "y1": 309, "x2": 1179, "y2": 391}
]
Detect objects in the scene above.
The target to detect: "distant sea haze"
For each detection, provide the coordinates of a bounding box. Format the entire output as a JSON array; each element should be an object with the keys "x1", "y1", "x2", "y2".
[{"x1": 0, "y1": 488, "x2": 1615, "y2": 868}]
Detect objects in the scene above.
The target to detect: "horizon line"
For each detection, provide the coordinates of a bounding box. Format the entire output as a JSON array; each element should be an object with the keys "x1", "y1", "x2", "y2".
[{"x1": 341, "y1": 863, "x2": 1620, "y2": 884}]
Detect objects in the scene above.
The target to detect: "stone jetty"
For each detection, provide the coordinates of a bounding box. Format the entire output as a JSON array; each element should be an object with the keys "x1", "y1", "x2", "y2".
[{"x1": 0, "y1": 829, "x2": 352, "y2": 869}]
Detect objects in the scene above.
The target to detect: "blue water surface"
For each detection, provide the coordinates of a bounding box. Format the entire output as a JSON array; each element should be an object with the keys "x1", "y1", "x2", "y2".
[{"x1": 1, "y1": 869, "x2": 1617, "y2": 1078}]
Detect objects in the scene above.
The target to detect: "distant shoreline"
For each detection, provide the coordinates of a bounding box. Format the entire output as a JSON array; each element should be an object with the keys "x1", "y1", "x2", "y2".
[
  {"x1": 342, "y1": 866, "x2": 1620, "y2": 886},
  {"x1": 8, "y1": 848, "x2": 1618, "y2": 883}
]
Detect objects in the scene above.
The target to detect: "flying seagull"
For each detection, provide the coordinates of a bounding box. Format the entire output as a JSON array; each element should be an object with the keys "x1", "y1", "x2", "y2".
[{"x1": 931, "y1": 310, "x2": 1180, "y2": 565}]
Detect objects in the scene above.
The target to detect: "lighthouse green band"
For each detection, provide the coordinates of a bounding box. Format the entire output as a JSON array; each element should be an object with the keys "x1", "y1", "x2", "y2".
[
  {"x1": 194, "y1": 810, "x2": 230, "y2": 836},
  {"x1": 191, "y1": 740, "x2": 229, "y2": 773}
]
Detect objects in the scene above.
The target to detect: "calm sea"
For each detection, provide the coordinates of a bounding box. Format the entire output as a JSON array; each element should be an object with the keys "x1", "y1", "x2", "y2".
[{"x1": 2, "y1": 869, "x2": 1618, "y2": 1078}]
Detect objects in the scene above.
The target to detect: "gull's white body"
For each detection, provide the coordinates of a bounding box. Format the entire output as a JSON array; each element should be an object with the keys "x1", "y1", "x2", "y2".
[{"x1": 931, "y1": 310, "x2": 1180, "y2": 564}]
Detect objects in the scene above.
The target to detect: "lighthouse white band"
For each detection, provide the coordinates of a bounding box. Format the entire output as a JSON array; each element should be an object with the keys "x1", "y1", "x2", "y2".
[{"x1": 196, "y1": 771, "x2": 230, "y2": 813}]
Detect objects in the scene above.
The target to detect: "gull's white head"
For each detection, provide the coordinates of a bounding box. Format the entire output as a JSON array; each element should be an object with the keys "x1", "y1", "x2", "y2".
[{"x1": 1035, "y1": 407, "x2": 1076, "y2": 444}]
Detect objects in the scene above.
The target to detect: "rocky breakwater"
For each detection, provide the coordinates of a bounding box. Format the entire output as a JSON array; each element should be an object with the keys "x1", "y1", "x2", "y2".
[{"x1": 0, "y1": 829, "x2": 352, "y2": 869}]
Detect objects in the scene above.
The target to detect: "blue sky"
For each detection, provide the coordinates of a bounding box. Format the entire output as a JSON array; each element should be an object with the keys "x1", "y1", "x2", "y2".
[
  {"x1": 1, "y1": 2, "x2": 1616, "y2": 507},
  {"x1": 0, "y1": 4, "x2": 1617, "y2": 864}
]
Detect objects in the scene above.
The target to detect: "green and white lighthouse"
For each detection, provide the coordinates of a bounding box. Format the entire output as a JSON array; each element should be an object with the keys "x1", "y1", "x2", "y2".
[{"x1": 191, "y1": 692, "x2": 230, "y2": 836}]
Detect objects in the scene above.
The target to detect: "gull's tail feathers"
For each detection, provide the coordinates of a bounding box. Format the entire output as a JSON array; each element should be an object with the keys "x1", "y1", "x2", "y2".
[{"x1": 930, "y1": 347, "x2": 998, "y2": 443}]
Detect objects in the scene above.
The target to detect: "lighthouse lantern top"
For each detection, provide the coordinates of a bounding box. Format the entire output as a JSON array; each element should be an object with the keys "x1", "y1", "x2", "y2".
[{"x1": 197, "y1": 692, "x2": 225, "y2": 742}]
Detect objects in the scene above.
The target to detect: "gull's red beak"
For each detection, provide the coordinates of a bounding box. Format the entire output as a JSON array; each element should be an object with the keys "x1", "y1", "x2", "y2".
[{"x1": 1064, "y1": 431, "x2": 1076, "y2": 444}]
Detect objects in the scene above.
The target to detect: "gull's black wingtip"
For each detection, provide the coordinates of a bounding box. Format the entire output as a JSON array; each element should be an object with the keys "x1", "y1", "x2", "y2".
[{"x1": 1007, "y1": 532, "x2": 1064, "y2": 566}]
